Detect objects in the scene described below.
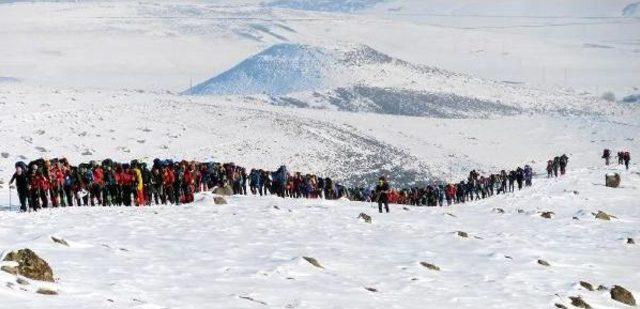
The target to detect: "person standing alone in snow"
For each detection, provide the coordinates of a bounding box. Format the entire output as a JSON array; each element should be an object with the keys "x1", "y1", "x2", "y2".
[{"x1": 375, "y1": 177, "x2": 390, "y2": 213}]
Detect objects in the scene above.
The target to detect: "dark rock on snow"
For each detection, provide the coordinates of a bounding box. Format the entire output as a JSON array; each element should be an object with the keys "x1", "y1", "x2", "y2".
[
  {"x1": 36, "y1": 287, "x2": 58, "y2": 295},
  {"x1": 541, "y1": 211, "x2": 554, "y2": 219},
  {"x1": 303, "y1": 256, "x2": 324, "y2": 269},
  {"x1": 610, "y1": 285, "x2": 636, "y2": 306},
  {"x1": 569, "y1": 296, "x2": 592, "y2": 309},
  {"x1": 579, "y1": 281, "x2": 594, "y2": 291},
  {"x1": 51, "y1": 236, "x2": 69, "y2": 246},
  {"x1": 2, "y1": 249, "x2": 54, "y2": 282},
  {"x1": 358, "y1": 213, "x2": 372, "y2": 223},
  {"x1": 537, "y1": 259, "x2": 550, "y2": 267},
  {"x1": 420, "y1": 262, "x2": 440, "y2": 271},
  {"x1": 594, "y1": 210, "x2": 611, "y2": 221}
]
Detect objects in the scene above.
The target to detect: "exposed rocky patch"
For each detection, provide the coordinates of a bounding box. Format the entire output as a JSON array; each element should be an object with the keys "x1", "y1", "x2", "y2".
[
  {"x1": 302, "y1": 256, "x2": 323, "y2": 269},
  {"x1": 2, "y1": 249, "x2": 54, "y2": 282},
  {"x1": 358, "y1": 212, "x2": 372, "y2": 223},
  {"x1": 569, "y1": 296, "x2": 592, "y2": 309},
  {"x1": 420, "y1": 262, "x2": 440, "y2": 271},
  {"x1": 611, "y1": 285, "x2": 636, "y2": 306}
]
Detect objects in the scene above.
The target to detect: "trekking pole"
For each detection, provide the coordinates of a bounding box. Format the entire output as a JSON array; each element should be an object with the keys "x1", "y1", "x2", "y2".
[{"x1": 9, "y1": 185, "x2": 13, "y2": 212}]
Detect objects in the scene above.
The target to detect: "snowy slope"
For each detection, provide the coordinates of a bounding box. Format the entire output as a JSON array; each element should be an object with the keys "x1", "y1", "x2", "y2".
[{"x1": 0, "y1": 164, "x2": 638, "y2": 308}]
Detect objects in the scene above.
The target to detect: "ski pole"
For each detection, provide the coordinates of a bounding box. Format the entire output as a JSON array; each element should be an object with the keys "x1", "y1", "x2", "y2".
[{"x1": 9, "y1": 185, "x2": 13, "y2": 212}]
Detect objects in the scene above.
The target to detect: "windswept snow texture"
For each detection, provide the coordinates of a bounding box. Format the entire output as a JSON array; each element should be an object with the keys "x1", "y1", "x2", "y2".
[
  {"x1": 185, "y1": 44, "x2": 331, "y2": 96},
  {"x1": 268, "y1": 0, "x2": 385, "y2": 12}
]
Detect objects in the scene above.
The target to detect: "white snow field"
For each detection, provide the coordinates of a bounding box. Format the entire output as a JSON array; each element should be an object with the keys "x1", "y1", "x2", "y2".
[
  {"x1": 0, "y1": 163, "x2": 639, "y2": 308},
  {"x1": 1, "y1": 0, "x2": 640, "y2": 308}
]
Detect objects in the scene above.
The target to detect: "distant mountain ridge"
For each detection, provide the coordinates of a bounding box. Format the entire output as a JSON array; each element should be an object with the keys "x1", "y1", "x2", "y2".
[{"x1": 185, "y1": 43, "x2": 614, "y2": 118}]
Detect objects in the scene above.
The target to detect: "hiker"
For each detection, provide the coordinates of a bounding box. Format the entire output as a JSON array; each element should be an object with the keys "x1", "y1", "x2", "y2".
[
  {"x1": 375, "y1": 177, "x2": 390, "y2": 213},
  {"x1": 523, "y1": 165, "x2": 533, "y2": 187},
  {"x1": 602, "y1": 149, "x2": 611, "y2": 165},
  {"x1": 546, "y1": 160, "x2": 553, "y2": 178},
  {"x1": 617, "y1": 151, "x2": 625, "y2": 165},
  {"x1": 559, "y1": 154, "x2": 569, "y2": 175},
  {"x1": 623, "y1": 151, "x2": 631, "y2": 170},
  {"x1": 9, "y1": 164, "x2": 30, "y2": 212}
]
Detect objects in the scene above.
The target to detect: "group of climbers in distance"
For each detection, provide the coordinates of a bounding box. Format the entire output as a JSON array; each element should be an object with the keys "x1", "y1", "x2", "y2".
[
  {"x1": 8, "y1": 156, "x2": 545, "y2": 213},
  {"x1": 546, "y1": 154, "x2": 569, "y2": 178},
  {"x1": 602, "y1": 149, "x2": 631, "y2": 170}
]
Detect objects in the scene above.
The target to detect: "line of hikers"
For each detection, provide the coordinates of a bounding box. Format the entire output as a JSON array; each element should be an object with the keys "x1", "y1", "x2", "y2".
[
  {"x1": 8, "y1": 157, "x2": 546, "y2": 213},
  {"x1": 371, "y1": 164, "x2": 537, "y2": 213},
  {"x1": 546, "y1": 154, "x2": 569, "y2": 178},
  {"x1": 602, "y1": 149, "x2": 631, "y2": 170}
]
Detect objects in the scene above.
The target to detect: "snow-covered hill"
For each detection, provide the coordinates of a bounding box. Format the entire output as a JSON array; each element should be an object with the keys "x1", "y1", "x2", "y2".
[
  {"x1": 1, "y1": 0, "x2": 638, "y2": 97},
  {"x1": 1, "y1": 165, "x2": 638, "y2": 308},
  {"x1": 185, "y1": 43, "x2": 615, "y2": 117}
]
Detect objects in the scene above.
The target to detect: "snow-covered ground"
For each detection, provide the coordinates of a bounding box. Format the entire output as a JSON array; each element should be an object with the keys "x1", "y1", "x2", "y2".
[
  {"x1": 1, "y1": 0, "x2": 639, "y2": 307},
  {"x1": 1, "y1": 163, "x2": 638, "y2": 308}
]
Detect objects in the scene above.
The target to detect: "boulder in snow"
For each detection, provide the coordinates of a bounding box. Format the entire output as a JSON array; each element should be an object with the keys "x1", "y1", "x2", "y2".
[
  {"x1": 50, "y1": 236, "x2": 69, "y2": 247},
  {"x1": 569, "y1": 296, "x2": 592, "y2": 309},
  {"x1": 420, "y1": 262, "x2": 440, "y2": 271},
  {"x1": 605, "y1": 173, "x2": 621, "y2": 188},
  {"x1": 537, "y1": 259, "x2": 550, "y2": 267},
  {"x1": 628, "y1": 238, "x2": 635, "y2": 245},
  {"x1": 457, "y1": 231, "x2": 469, "y2": 238},
  {"x1": 540, "y1": 211, "x2": 554, "y2": 219},
  {"x1": 213, "y1": 185, "x2": 234, "y2": 196},
  {"x1": 302, "y1": 256, "x2": 324, "y2": 269},
  {"x1": 2, "y1": 249, "x2": 54, "y2": 282},
  {"x1": 610, "y1": 285, "x2": 636, "y2": 306},
  {"x1": 358, "y1": 213, "x2": 372, "y2": 223},
  {"x1": 213, "y1": 196, "x2": 227, "y2": 205},
  {"x1": 36, "y1": 287, "x2": 58, "y2": 295},
  {"x1": 594, "y1": 211, "x2": 612, "y2": 221},
  {"x1": 579, "y1": 281, "x2": 594, "y2": 291}
]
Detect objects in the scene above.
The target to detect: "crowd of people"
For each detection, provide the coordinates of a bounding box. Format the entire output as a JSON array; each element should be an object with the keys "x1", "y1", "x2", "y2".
[
  {"x1": 7, "y1": 156, "x2": 552, "y2": 213},
  {"x1": 602, "y1": 149, "x2": 632, "y2": 170}
]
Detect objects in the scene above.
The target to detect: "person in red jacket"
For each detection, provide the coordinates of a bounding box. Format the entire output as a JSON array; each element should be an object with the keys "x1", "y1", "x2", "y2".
[
  {"x1": 92, "y1": 164, "x2": 104, "y2": 206},
  {"x1": 163, "y1": 166, "x2": 175, "y2": 204},
  {"x1": 119, "y1": 164, "x2": 135, "y2": 206},
  {"x1": 30, "y1": 169, "x2": 49, "y2": 209},
  {"x1": 445, "y1": 184, "x2": 456, "y2": 205},
  {"x1": 182, "y1": 165, "x2": 195, "y2": 204}
]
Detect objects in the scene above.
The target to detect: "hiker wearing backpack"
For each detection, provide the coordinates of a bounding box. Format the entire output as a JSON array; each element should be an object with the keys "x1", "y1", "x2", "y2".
[
  {"x1": 515, "y1": 167, "x2": 524, "y2": 190},
  {"x1": 602, "y1": 149, "x2": 611, "y2": 165},
  {"x1": 617, "y1": 151, "x2": 625, "y2": 165},
  {"x1": 10, "y1": 163, "x2": 30, "y2": 212},
  {"x1": 559, "y1": 154, "x2": 569, "y2": 175},
  {"x1": 524, "y1": 165, "x2": 533, "y2": 186},
  {"x1": 623, "y1": 152, "x2": 631, "y2": 170},
  {"x1": 553, "y1": 157, "x2": 560, "y2": 177},
  {"x1": 546, "y1": 160, "x2": 553, "y2": 178}
]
